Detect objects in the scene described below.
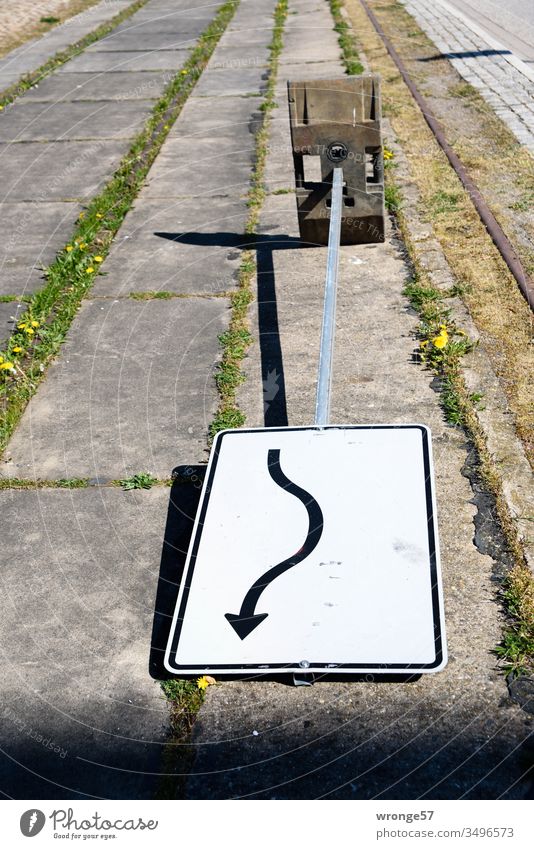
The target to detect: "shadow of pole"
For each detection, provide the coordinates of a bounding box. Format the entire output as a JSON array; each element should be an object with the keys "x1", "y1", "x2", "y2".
[{"x1": 154, "y1": 229, "x2": 310, "y2": 429}]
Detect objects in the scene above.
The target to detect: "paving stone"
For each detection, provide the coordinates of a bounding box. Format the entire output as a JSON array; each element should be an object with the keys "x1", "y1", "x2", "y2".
[
  {"x1": 1, "y1": 297, "x2": 230, "y2": 480},
  {"x1": 0, "y1": 73, "x2": 22, "y2": 91},
  {"x1": 209, "y1": 44, "x2": 270, "y2": 70},
  {"x1": 22, "y1": 70, "x2": 171, "y2": 102},
  {"x1": 171, "y1": 94, "x2": 263, "y2": 141},
  {"x1": 86, "y1": 29, "x2": 207, "y2": 52},
  {"x1": 0, "y1": 0, "x2": 133, "y2": 87},
  {"x1": 193, "y1": 65, "x2": 270, "y2": 97},
  {"x1": 0, "y1": 201, "x2": 82, "y2": 295},
  {"x1": 57, "y1": 48, "x2": 192, "y2": 73},
  {"x1": 115, "y1": 3, "x2": 217, "y2": 29},
  {"x1": 0, "y1": 300, "x2": 23, "y2": 349},
  {"x1": 143, "y1": 137, "x2": 255, "y2": 198},
  {"x1": 0, "y1": 486, "x2": 170, "y2": 799},
  {"x1": 223, "y1": 27, "x2": 278, "y2": 49},
  {"x1": 91, "y1": 197, "x2": 248, "y2": 296},
  {"x1": 403, "y1": 0, "x2": 534, "y2": 153},
  {"x1": 0, "y1": 99, "x2": 155, "y2": 142},
  {"x1": 0, "y1": 140, "x2": 131, "y2": 202}
]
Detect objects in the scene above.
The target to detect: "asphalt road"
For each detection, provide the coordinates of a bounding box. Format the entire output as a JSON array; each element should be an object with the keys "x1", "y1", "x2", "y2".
[{"x1": 446, "y1": 0, "x2": 534, "y2": 62}]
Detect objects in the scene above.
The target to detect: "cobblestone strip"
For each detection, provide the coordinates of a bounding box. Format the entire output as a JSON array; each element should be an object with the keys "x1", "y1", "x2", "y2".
[{"x1": 401, "y1": 0, "x2": 534, "y2": 152}]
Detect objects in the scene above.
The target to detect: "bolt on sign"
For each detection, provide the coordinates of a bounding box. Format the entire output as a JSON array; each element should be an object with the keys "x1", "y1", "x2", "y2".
[{"x1": 165, "y1": 425, "x2": 447, "y2": 675}]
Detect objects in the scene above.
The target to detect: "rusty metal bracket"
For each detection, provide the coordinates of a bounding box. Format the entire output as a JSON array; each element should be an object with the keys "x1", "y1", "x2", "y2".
[{"x1": 287, "y1": 74, "x2": 385, "y2": 245}]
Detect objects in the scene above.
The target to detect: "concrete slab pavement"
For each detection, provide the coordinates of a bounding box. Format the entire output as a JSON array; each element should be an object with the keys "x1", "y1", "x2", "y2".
[
  {"x1": 56, "y1": 47, "x2": 192, "y2": 73},
  {"x1": 0, "y1": 99, "x2": 155, "y2": 142},
  {"x1": 1, "y1": 297, "x2": 228, "y2": 480},
  {"x1": 91, "y1": 196, "x2": 249, "y2": 296},
  {"x1": 0, "y1": 0, "x2": 134, "y2": 93},
  {"x1": 0, "y1": 0, "x2": 285, "y2": 801},
  {"x1": 0, "y1": 201, "x2": 83, "y2": 296},
  {"x1": 0, "y1": 0, "x2": 225, "y2": 297},
  {"x1": 0, "y1": 301, "x2": 22, "y2": 349},
  {"x1": 21, "y1": 70, "x2": 171, "y2": 101},
  {"x1": 0, "y1": 486, "x2": 170, "y2": 799}
]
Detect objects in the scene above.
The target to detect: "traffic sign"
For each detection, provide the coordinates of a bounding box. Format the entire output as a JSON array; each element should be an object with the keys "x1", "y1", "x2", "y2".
[{"x1": 164, "y1": 425, "x2": 447, "y2": 675}]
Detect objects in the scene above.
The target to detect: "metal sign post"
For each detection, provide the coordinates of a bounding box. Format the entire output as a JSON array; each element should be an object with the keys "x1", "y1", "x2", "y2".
[
  {"x1": 164, "y1": 78, "x2": 447, "y2": 678},
  {"x1": 315, "y1": 166, "x2": 343, "y2": 427}
]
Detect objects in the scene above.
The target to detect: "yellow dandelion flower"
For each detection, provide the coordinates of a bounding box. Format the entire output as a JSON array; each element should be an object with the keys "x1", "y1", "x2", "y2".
[
  {"x1": 96, "y1": 213, "x2": 103, "y2": 219},
  {"x1": 17, "y1": 322, "x2": 26, "y2": 330},
  {"x1": 432, "y1": 331, "x2": 448, "y2": 349},
  {"x1": 79, "y1": 242, "x2": 87, "y2": 250},
  {"x1": 0, "y1": 355, "x2": 3, "y2": 363},
  {"x1": 79, "y1": 212, "x2": 85, "y2": 219},
  {"x1": 383, "y1": 148, "x2": 393, "y2": 160},
  {"x1": 25, "y1": 327, "x2": 34, "y2": 335},
  {"x1": 180, "y1": 69, "x2": 188, "y2": 75},
  {"x1": 31, "y1": 320, "x2": 39, "y2": 328},
  {"x1": 66, "y1": 245, "x2": 73, "y2": 252},
  {"x1": 12, "y1": 346, "x2": 23, "y2": 353},
  {"x1": 93, "y1": 256, "x2": 103, "y2": 263},
  {"x1": 196, "y1": 676, "x2": 211, "y2": 691},
  {"x1": 419, "y1": 339, "x2": 429, "y2": 348},
  {"x1": 86, "y1": 266, "x2": 94, "y2": 274},
  {"x1": 0, "y1": 362, "x2": 14, "y2": 370}
]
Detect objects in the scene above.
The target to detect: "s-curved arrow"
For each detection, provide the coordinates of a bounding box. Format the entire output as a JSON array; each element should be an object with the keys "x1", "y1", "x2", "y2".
[{"x1": 225, "y1": 448, "x2": 324, "y2": 639}]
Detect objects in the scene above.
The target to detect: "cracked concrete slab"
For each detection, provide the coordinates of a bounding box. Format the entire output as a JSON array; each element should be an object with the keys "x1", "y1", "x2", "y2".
[
  {"x1": 143, "y1": 136, "x2": 255, "y2": 199},
  {"x1": 22, "y1": 70, "x2": 171, "y2": 102},
  {"x1": 91, "y1": 196, "x2": 248, "y2": 296},
  {"x1": 171, "y1": 93, "x2": 263, "y2": 140},
  {"x1": 0, "y1": 200, "x2": 81, "y2": 295},
  {"x1": 0, "y1": 486, "x2": 170, "y2": 799},
  {"x1": 0, "y1": 140, "x2": 131, "y2": 202},
  {"x1": 0, "y1": 301, "x2": 23, "y2": 349},
  {"x1": 1, "y1": 297, "x2": 229, "y2": 480},
  {"x1": 0, "y1": 0, "x2": 133, "y2": 92},
  {"x1": 56, "y1": 48, "x2": 192, "y2": 73},
  {"x1": 0, "y1": 99, "x2": 155, "y2": 143},
  {"x1": 192, "y1": 65, "x2": 270, "y2": 98}
]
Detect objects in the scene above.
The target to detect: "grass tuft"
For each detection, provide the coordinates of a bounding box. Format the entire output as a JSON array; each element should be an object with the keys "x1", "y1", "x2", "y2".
[
  {"x1": 118, "y1": 473, "x2": 158, "y2": 491},
  {"x1": 328, "y1": 0, "x2": 364, "y2": 75}
]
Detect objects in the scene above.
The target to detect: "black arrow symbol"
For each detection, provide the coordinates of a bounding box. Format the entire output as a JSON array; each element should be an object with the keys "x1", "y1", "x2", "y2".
[{"x1": 225, "y1": 448, "x2": 324, "y2": 639}]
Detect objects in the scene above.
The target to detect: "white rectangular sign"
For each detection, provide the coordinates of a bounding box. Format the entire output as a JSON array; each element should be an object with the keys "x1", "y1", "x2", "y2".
[{"x1": 165, "y1": 425, "x2": 447, "y2": 674}]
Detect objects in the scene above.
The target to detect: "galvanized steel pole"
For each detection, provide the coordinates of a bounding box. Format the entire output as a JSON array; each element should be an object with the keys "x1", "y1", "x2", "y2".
[{"x1": 315, "y1": 167, "x2": 343, "y2": 427}]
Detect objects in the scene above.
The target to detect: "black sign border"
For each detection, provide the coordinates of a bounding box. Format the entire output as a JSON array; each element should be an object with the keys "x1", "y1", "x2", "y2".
[{"x1": 165, "y1": 425, "x2": 445, "y2": 674}]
